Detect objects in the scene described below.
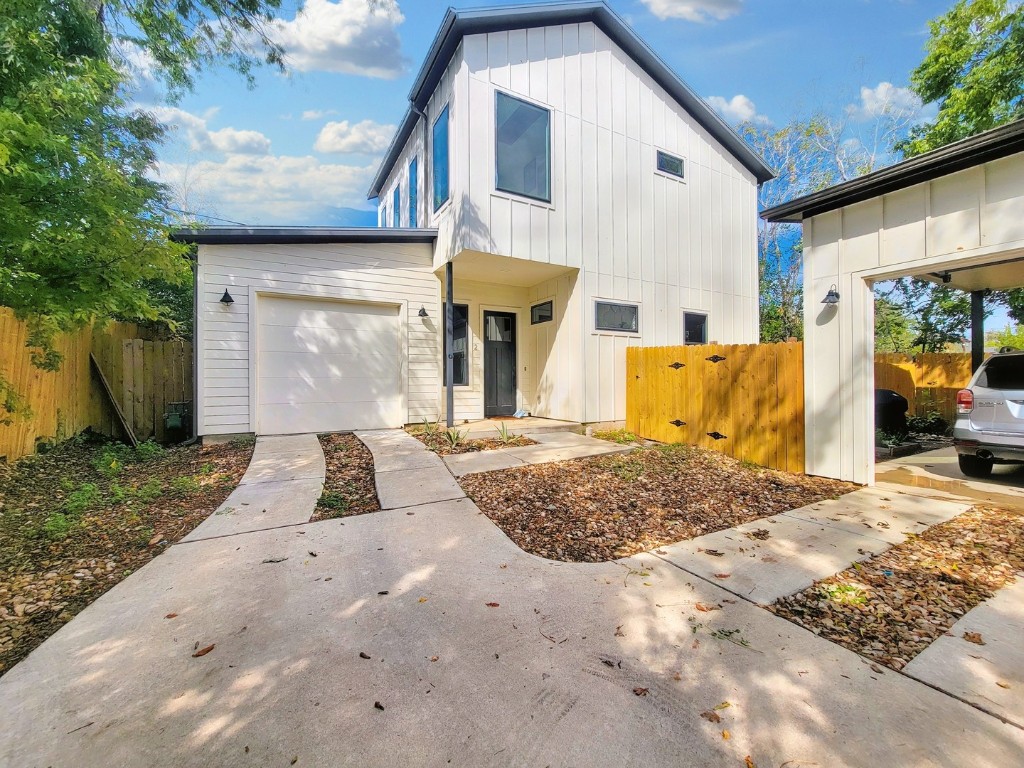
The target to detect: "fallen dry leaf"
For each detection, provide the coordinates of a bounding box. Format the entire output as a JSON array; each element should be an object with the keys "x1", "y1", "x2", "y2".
[
  {"x1": 164, "y1": 613, "x2": 178, "y2": 619},
  {"x1": 312, "y1": 434, "x2": 379, "y2": 522},
  {"x1": 714, "y1": 701, "x2": 731, "y2": 710},
  {"x1": 704, "y1": 549, "x2": 725, "y2": 557},
  {"x1": 430, "y1": 656, "x2": 439, "y2": 662},
  {"x1": 614, "y1": 625, "x2": 625, "y2": 637},
  {"x1": 147, "y1": 533, "x2": 163, "y2": 547},
  {"x1": 964, "y1": 631, "x2": 985, "y2": 645},
  {"x1": 373, "y1": 701, "x2": 384, "y2": 711},
  {"x1": 673, "y1": 672, "x2": 682, "y2": 681},
  {"x1": 485, "y1": 602, "x2": 500, "y2": 608},
  {"x1": 633, "y1": 687, "x2": 649, "y2": 697},
  {"x1": 418, "y1": 597, "x2": 428, "y2": 603},
  {"x1": 359, "y1": 652, "x2": 370, "y2": 659},
  {"x1": 745, "y1": 757, "x2": 756, "y2": 768},
  {"x1": 722, "y1": 730, "x2": 731, "y2": 740},
  {"x1": 714, "y1": 573, "x2": 731, "y2": 579},
  {"x1": 700, "y1": 711, "x2": 722, "y2": 723},
  {"x1": 695, "y1": 602, "x2": 720, "y2": 612},
  {"x1": 996, "y1": 681, "x2": 1010, "y2": 689},
  {"x1": 192, "y1": 644, "x2": 215, "y2": 658}
]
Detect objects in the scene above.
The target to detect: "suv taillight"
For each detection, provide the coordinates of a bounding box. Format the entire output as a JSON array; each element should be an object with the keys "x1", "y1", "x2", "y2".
[{"x1": 956, "y1": 389, "x2": 974, "y2": 414}]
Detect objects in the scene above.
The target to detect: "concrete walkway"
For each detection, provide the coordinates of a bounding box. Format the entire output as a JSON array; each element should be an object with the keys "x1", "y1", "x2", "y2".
[
  {"x1": 180, "y1": 434, "x2": 325, "y2": 542},
  {"x1": 1, "y1": 435, "x2": 1022, "y2": 766},
  {"x1": 357, "y1": 429, "x2": 465, "y2": 509},
  {"x1": 444, "y1": 431, "x2": 633, "y2": 477}
]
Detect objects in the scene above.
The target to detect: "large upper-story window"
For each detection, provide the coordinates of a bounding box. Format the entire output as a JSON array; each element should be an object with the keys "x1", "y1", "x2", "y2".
[
  {"x1": 408, "y1": 157, "x2": 418, "y2": 228},
  {"x1": 392, "y1": 186, "x2": 401, "y2": 227},
  {"x1": 432, "y1": 106, "x2": 450, "y2": 211},
  {"x1": 495, "y1": 91, "x2": 551, "y2": 202}
]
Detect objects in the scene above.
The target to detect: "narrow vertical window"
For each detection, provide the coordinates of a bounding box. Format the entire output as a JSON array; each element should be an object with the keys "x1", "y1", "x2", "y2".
[
  {"x1": 432, "y1": 106, "x2": 450, "y2": 211},
  {"x1": 496, "y1": 91, "x2": 551, "y2": 201},
  {"x1": 393, "y1": 186, "x2": 401, "y2": 227},
  {"x1": 443, "y1": 303, "x2": 469, "y2": 386},
  {"x1": 379, "y1": 205, "x2": 385, "y2": 228},
  {"x1": 408, "y1": 157, "x2": 418, "y2": 228}
]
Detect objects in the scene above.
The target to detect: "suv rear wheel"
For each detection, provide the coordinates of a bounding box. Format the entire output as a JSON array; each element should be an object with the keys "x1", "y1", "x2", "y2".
[{"x1": 958, "y1": 454, "x2": 994, "y2": 478}]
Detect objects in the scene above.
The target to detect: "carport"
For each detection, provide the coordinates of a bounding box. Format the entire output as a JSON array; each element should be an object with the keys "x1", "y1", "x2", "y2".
[{"x1": 762, "y1": 120, "x2": 1024, "y2": 485}]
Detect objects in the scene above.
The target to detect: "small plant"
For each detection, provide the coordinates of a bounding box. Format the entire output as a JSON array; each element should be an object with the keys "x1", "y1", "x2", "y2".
[
  {"x1": 170, "y1": 475, "x2": 201, "y2": 495},
  {"x1": 199, "y1": 462, "x2": 215, "y2": 475},
  {"x1": 94, "y1": 449, "x2": 125, "y2": 478},
  {"x1": 134, "y1": 440, "x2": 164, "y2": 461},
  {"x1": 609, "y1": 456, "x2": 645, "y2": 482},
  {"x1": 494, "y1": 422, "x2": 517, "y2": 444},
  {"x1": 109, "y1": 483, "x2": 130, "y2": 503},
  {"x1": 593, "y1": 428, "x2": 638, "y2": 445},
  {"x1": 318, "y1": 490, "x2": 350, "y2": 515},
  {"x1": 907, "y1": 411, "x2": 948, "y2": 435},
  {"x1": 875, "y1": 429, "x2": 907, "y2": 448},
  {"x1": 443, "y1": 427, "x2": 467, "y2": 448},
  {"x1": 821, "y1": 582, "x2": 868, "y2": 606},
  {"x1": 137, "y1": 478, "x2": 164, "y2": 501},
  {"x1": 65, "y1": 483, "x2": 100, "y2": 515},
  {"x1": 41, "y1": 512, "x2": 72, "y2": 540},
  {"x1": 422, "y1": 418, "x2": 442, "y2": 436}
]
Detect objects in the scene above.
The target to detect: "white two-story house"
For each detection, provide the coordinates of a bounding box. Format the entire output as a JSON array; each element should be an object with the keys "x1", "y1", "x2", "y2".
[{"x1": 178, "y1": 1, "x2": 773, "y2": 438}]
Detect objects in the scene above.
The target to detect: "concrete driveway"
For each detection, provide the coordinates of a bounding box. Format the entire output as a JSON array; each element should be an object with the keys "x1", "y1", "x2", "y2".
[{"x1": 1, "y1": 438, "x2": 1022, "y2": 767}]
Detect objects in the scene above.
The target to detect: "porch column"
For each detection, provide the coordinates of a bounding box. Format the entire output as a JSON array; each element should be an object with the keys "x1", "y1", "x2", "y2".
[
  {"x1": 971, "y1": 289, "x2": 985, "y2": 372},
  {"x1": 445, "y1": 260, "x2": 454, "y2": 428}
]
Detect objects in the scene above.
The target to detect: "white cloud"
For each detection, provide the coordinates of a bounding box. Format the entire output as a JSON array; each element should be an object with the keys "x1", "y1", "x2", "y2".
[
  {"x1": 156, "y1": 154, "x2": 377, "y2": 224},
  {"x1": 150, "y1": 106, "x2": 271, "y2": 155},
  {"x1": 271, "y1": 0, "x2": 406, "y2": 78},
  {"x1": 846, "y1": 82, "x2": 923, "y2": 121},
  {"x1": 642, "y1": 0, "x2": 743, "y2": 22},
  {"x1": 706, "y1": 94, "x2": 768, "y2": 125},
  {"x1": 302, "y1": 109, "x2": 339, "y2": 121},
  {"x1": 314, "y1": 119, "x2": 395, "y2": 154}
]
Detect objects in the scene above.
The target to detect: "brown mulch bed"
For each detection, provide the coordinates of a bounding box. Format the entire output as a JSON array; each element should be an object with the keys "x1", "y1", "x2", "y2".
[
  {"x1": 313, "y1": 433, "x2": 380, "y2": 521},
  {"x1": 0, "y1": 434, "x2": 254, "y2": 676},
  {"x1": 411, "y1": 431, "x2": 537, "y2": 456},
  {"x1": 459, "y1": 444, "x2": 857, "y2": 562},
  {"x1": 769, "y1": 504, "x2": 1024, "y2": 670}
]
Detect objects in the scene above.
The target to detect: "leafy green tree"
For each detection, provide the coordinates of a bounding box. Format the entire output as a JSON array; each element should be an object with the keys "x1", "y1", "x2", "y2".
[
  {"x1": 874, "y1": 295, "x2": 917, "y2": 353},
  {"x1": 879, "y1": 279, "x2": 988, "y2": 353},
  {"x1": 987, "y1": 323, "x2": 1024, "y2": 349},
  {"x1": 901, "y1": 0, "x2": 1024, "y2": 157},
  {"x1": 1, "y1": 0, "x2": 191, "y2": 370}
]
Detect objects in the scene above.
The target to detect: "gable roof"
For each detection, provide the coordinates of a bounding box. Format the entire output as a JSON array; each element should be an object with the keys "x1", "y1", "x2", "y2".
[
  {"x1": 761, "y1": 119, "x2": 1024, "y2": 223},
  {"x1": 366, "y1": 1, "x2": 774, "y2": 198}
]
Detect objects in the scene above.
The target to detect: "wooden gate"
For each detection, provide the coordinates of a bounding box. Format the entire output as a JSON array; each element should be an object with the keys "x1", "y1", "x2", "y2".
[{"x1": 626, "y1": 342, "x2": 805, "y2": 473}]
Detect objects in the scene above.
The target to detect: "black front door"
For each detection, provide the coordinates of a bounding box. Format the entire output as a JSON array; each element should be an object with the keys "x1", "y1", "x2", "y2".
[{"x1": 483, "y1": 311, "x2": 517, "y2": 417}]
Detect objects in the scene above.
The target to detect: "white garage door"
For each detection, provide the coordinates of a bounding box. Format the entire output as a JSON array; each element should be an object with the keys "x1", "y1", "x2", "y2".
[{"x1": 256, "y1": 296, "x2": 403, "y2": 434}]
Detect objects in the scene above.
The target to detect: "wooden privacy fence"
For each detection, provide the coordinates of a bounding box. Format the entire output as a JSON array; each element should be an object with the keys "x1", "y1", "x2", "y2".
[
  {"x1": 0, "y1": 308, "x2": 192, "y2": 462},
  {"x1": 874, "y1": 352, "x2": 973, "y2": 426},
  {"x1": 626, "y1": 342, "x2": 805, "y2": 473}
]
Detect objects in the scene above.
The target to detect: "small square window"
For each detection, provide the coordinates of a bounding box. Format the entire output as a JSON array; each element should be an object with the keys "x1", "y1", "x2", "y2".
[
  {"x1": 684, "y1": 312, "x2": 707, "y2": 344},
  {"x1": 595, "y1": 301, "x2": 639, "y2": 333},
  {"x1": 531, "y1": 300, "x2": 553, "y2": 325},
  {"x1": 656, "y1": 150, "x2": 684, "y2": 179}
]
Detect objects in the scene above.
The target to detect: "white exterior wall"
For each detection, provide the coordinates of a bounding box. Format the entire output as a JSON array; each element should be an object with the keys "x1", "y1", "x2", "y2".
[
  {"x1": 374, "y1": 22, "x2": 760, "y2": 423},
  {"x1": 803, "y1": 155, "x2": 1024, "y2": 484},
  {"x1": 196, "y1": 242, "x2": 440, "y2": 435}
]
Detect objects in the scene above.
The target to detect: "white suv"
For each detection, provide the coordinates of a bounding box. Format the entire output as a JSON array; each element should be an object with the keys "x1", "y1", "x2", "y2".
[{"x1": 953, "y1": 350, "x2": 1024, "y2": 478}]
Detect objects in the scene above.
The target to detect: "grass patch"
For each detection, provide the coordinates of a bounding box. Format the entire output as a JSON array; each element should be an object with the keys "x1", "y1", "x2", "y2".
[{"x1": 593, "y1": 428, "x2": 639, "y2": 444}]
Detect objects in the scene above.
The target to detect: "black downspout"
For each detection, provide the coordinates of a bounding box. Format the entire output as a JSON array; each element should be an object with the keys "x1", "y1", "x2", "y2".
[
  {"x1": 971, "y1": 289, "x2": 985, "y2": 372},
  {"x1": 445, "y1": 260, "x2": 454, "y2": 428}
]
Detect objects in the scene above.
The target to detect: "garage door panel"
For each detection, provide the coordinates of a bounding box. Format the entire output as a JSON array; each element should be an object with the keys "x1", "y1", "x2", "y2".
[
  {"x1": 258, "y1": 351, "x2": 400, "y2": 380},
  {"x1": 256, "y1": 296, "x2": 403, "y2": 434},
  {"x1": 259, "y1": 400, "x2": 402, "y2": 433},
  {"x1": 259, "y1": 375, "x2": 401, "y2": 405},
  {"x1": 258, "y1": 324, "x2": 401, "y2": 356}
]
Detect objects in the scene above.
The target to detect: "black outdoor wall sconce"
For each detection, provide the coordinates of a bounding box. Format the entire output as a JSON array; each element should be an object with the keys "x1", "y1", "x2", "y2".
[{"x1": 220, "y1": 289, "x2": 234, "y2": 305}]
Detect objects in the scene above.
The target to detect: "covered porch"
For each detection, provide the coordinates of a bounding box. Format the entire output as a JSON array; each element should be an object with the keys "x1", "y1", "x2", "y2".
[{"x1": 434, "y1": 250, "x2": 579, "y2": 425}]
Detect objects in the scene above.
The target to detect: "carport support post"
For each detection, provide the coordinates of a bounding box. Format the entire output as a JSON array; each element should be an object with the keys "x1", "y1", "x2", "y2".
[
  {"x1": 971, "y1": 290, "x2": 985, "y2": 372},
  {"x1": 445, "y1": 260, "x2": 454, "y2": 428}
]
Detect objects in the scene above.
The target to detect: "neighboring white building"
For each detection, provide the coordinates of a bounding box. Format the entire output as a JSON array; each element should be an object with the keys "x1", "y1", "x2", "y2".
[
  {"x1": 763, "y1": 119, "x2": 1024, "y2": 485},
  {"x1": 178, "y1": 1, "x2": 773, "y2": 437}
]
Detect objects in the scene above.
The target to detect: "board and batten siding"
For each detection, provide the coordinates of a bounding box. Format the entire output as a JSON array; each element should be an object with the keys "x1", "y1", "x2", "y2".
[
  {"x1": 802, "y1": 154, "x2": 1024, "y2": 484},
  {"x1": 196, "y1": 242, "x2": 440, "y2": 435}
]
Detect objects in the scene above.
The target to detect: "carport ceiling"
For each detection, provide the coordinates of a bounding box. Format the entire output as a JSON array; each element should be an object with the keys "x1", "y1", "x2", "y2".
[{"x1": 917, "y1": 252, "x2": 1024, "y2": 291}]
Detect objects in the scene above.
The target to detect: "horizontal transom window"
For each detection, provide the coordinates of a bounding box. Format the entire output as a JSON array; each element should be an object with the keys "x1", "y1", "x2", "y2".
[
  {"x1": 656, "y1": 150, "x2": 684, "y2": 179},
  {"x1": 531, "y1": 300, "x2": 553, "y2": 325},
  {"x1": 595, "y1": 301, "x2": 639, "y2": 333}
]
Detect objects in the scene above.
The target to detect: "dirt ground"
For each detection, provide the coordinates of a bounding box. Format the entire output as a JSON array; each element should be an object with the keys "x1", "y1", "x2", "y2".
[
  {"x1": 460, "y1": 444, "x2": 856, "y2": 562},
  {"x1": 313, "y1": 433, "x2": 380, "y2": 521},
  {"x1": 0, "y1": 434, "x2": 254, "y2": 675},
  {"x1": 770, "y1": 504, "x2": 1024, "y2": 670}
]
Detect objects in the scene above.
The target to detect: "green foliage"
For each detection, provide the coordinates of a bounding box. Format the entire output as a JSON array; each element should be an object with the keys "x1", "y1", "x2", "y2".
[
  {"x1": 902, "y1": 0, "x2": 1024, "y2": 157},
  {"x1": 41, "y1": 512, "x2": 73, "y2": 540},
  {"x1": 170, "y1": 475, "x2": 200, "y2": 495},
  {"x1": 94, "y1": 448, "x2": 127, "y2": 478},
  {"x1": 137, "y1": 478, "x2": 164, "y2": 501},
  {"x1": 64, "y1": 483, "x2": 100, "y2": 514},
  {"x1": 987, "y1": 323, "x2": 1024, "y2": 350},
  {"x1": 442, "y1": 428, "x2": 467, "y2": 448},
  {"x1": 318, "y1": 491, "x2": 350, "y2": 514},
  {"x1": 0, "y1": 376, "x2": 32, "y2": 426},
  {"x1": 422, "y1": 418, "x2": 441, "y2": 436},
  {"x1": 494, "y1": 422, "x2": 516, "y2": 443},
  {"x1": 109, "y1": 483, "x2": 130, "y2": 503},
  {"x1": 821, "y1": 582, "x2": 868, "y2": 606},
  {"x1": 0, "y1": 0, "x2": 191, "y2": 371},
  {"x1": 907, "y1": 411, "x2": 949, "y2": 435},
  {"x1": 593, "y1": 428, "x2": 639, "y2": 445},
  {"x1": 228, "y1": 435, "x2": 257, "y2": 449},
  {"x1": 874, "y1": 296, "x2": 917, "y2": 353},
  {"x1": 134, "y1": 440, "x2": 165, "y2": 461},
  {"x1": 878, "y1": 279, "x2": 983, "y2": 353}
]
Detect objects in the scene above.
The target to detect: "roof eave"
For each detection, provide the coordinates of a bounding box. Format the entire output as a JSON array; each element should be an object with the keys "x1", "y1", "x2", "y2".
[{"x1": 171, "y1": 227, "x2": 439, "y2": 245}]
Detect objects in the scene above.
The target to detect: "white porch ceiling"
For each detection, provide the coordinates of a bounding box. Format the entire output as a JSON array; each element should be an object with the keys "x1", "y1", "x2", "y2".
[
  {"x1": 439, "y1": 250, "x2": 578, "y2": 287},
  {"x1": 916, "y1": 251, "x2": 1024, "y2": 292}
]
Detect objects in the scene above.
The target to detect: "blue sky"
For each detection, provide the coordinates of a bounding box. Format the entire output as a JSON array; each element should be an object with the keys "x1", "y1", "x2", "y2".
[{"x1": 145, "y1": 0, "x2": 950, "y2": 228}]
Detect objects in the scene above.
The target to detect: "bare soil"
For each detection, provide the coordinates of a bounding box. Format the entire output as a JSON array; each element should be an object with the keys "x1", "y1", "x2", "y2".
[
  {"x1": 313, "y1": 433, "x2": 380, "y2": 521},
  {"x1": 0, "y1": 434, "x2": 254, "y2": 676},
  {"x1": 770, "y1": 504, "x2": 1024, "y2": 670},
  {"x1": 460, "y1": 444, "x2": 857, "y2": 562}
]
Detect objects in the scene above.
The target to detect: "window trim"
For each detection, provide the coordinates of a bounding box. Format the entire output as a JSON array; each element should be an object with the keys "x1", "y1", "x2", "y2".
[
  {"x1": 530, "y1": 299, "x2": 553, "y2": 325},
  {"x1": 408, "y1": 156, "x2": 418, "y2": 228},
  {"x1": 442, "y1": 301, "x2": 470, "y2": 387},
  {"x1": 494, "y1": 89, "x2": 553, "y2": 204},
  {"x1": 432, "y1": 104, "x2": 451, "y2": 213},
  {"x1": 593, "y1": 299, "x2": 640, "y2": 335},
  {"x1": 683, "y1": 310, "x2": 709, "y2": 345},
  {"x1": 655, "y1": 149, "x2": 685, "y2": 181}
]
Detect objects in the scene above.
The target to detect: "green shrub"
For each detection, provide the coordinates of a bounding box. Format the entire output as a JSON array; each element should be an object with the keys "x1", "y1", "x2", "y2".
[
  {"x1": 907, "y1": 411, "x2": 948, "y2": 435},
  {"x1": 134, "y1": 440, "x2": 164, "y2": 461},
  {"x1": 318, "y1": 491, "x2": 350, "y2": 513},
  {"x1": 41, "y1": 513, "x2": 72, "y2": 540}
]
